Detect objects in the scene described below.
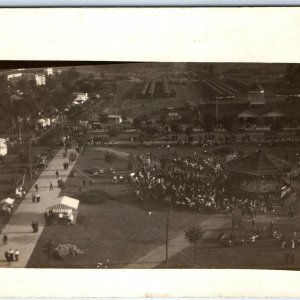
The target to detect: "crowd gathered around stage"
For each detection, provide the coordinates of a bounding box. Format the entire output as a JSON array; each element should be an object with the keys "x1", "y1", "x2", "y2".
[{"x1": 123, "y1": 150, "x2": 282, "y2": 216}]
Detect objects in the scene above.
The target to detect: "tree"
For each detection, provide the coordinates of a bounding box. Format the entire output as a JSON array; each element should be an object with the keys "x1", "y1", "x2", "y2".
[
  {"x1": 185, "y1": 225, "x2": 203, "y2": 266},
  {"x1": 67, "y1": 67, "x2": 80, "y2": 81}
]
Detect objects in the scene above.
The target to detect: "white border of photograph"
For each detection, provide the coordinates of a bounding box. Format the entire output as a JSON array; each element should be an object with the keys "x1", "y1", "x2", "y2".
[{"x1": 1, "y1": 7, "x2": 300, "y2": 298}]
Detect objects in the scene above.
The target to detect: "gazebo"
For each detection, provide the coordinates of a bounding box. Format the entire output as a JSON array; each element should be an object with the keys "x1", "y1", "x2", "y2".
[{"x1": 226, "y1": 150, "x2": 292, "y2": 203}]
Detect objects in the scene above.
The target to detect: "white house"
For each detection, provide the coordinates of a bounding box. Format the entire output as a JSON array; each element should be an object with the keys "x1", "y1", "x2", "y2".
[
  {"x1": 35, "y1": 74, "x2": 46, "y2": 86},
  {"x1": 107, "y1": 114, "x2": 122, "y2": 125},
  {"x1": 7, "y1": 73, "x2": 22, "y2": 80},
  {"x1": 72, "y1": 93, "x2": 89, "y2": 105}
]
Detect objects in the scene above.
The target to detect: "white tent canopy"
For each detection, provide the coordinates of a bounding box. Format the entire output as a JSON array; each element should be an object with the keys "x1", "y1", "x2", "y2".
[
  {"x1": 1, "y1": 197, "x2": 15, "y2": 205},
  {"x1": 59, "y1": 196, "x2": 79, "y2": 210}
]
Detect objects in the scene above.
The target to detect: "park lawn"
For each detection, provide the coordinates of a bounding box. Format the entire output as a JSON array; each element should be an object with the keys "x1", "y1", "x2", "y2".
[
  {"x1": 27, "y1": 147, "x2": 210, "y2": 268},
  {"x1": 159, "y1": 217, "x2": 300, "y2": 270},
  {"x1": 159, "y1": 202, "x2": 300, "y2": 269}
]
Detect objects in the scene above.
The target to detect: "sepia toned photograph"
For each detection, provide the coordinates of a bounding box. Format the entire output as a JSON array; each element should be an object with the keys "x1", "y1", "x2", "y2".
[{"x1": 0, "y1": 62, "x2": 300, "y2": 270}]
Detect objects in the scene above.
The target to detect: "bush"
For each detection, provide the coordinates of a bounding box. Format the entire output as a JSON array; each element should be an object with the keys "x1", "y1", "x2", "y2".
[
  {"x1": 52, "y1": 244, "x2": 84, "y2": 260},
  {"x1": 104, "y1": 151, "x2": 116, "y2": 163}
]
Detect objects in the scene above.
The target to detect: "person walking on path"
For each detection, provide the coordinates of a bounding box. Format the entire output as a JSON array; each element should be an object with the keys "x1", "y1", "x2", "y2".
[
  {"x1": 9, "y1": 249, "x2": 14, "y2": 262},
  {"x1": 32, "y1": 192, "x2": 36, "y2": 203},
  {"x1": 2, "y1": 234, "x2": 8, "y2": 245},
  {"x1": 82, "y1": 179, "x2": 86, "y2": 188},
  {"x1": 270, "y1": 220, "x2": 274, "y2": 232},
  {"x1": 14, "y1": 249, "x2": 20, "y2": 261},
  {"x1": 36, "y1": 193, "x2": 41, "y2": 203},
  {"x1": 50, "y1": 182, "x2": 53, "y2": 191},
  {"x1": 251, "y1": 217, "x2": 255, "y2": 230},
  {"x1": 35, "y1": 184, "x2": 39, "y2": 192},
  {"x1": 56, "y1": 170, "x2": 59, "y2": 178},
  {"x1": 5, "y1": 250, "x2": 10, "y2": 264}
]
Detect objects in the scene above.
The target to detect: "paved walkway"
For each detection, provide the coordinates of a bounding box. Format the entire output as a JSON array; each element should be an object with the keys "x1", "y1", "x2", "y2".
[
  {"x1": 126, "y1": 214, "x2": 229, "y2": 268},
  {"x1": 0, "y1": 148, "x2": 76, "y2": 268}
]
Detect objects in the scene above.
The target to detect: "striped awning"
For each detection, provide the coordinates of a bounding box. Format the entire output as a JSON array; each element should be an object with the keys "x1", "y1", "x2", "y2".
[
  {"x1": 226, "y1": 150, "x2": 291, "y2": 176},
  {"x1": 47, "y1": 203, "x2": 74, "y2": 213},
  {"x1": 1, "y1": 197, "x2": 15, "y2": 205}
]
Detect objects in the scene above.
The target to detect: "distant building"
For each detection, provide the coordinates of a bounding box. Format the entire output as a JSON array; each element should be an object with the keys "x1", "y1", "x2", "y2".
[
  {"x1": 46, "y1": 68, "x2": 54, "y2": 76},
  {"x1": 88, "y1": 113, "x2": 100, "y2": 122},
  {"x1": 35, "y1": 74, "x2": 46, "y2": 86},
  {"x1": 72, "y1": 93, "x2": 89, "y2": 105},
  {"x1": 248, "y1": 84, "x2": 265, "y2": 106},
  {"x1": 165, "y1": 111, "x2": 181, "y2": 122},
  {"x1": 107, "y1": 114, "x2": 122, "y2": 125},
  {"x1": 7, "y1": 73, "x2": 22, "y2": 80}
]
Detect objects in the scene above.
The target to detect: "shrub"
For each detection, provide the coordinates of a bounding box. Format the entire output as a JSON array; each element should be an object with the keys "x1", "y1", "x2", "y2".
[{"x1": 52, "y1": 244, "x2": 84, "y2": 260}]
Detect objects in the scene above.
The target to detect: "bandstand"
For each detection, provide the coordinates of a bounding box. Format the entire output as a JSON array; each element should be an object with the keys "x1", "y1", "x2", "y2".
[{"x1": 226, "y1": 150, "x2": 292, "y2": 209}]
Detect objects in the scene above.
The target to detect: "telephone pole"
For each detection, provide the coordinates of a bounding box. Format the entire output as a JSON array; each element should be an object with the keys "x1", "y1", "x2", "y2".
[
  {"x1": 28, "y1": 138, "x2": 33, "y2": 180},
  {"x1": 215, "y1": 96, "x2": 219, "y2": 129},
  {"x1": 18, "y1": 116, "x2": 22, "y2": 144}
]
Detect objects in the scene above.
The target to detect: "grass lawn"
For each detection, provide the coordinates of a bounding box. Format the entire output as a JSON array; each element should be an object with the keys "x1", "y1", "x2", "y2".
[{"x1": 159, "y1": 211, "x2": 300, "y2": 270}]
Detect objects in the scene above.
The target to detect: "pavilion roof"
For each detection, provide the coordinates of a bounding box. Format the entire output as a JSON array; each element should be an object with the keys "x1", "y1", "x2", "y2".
[
  {"x1": 238, "y1": 110, "x2": 258, "y2": 119},
  {"x1": 226, "y1": 150, "x2": 291, "y2": 176}
]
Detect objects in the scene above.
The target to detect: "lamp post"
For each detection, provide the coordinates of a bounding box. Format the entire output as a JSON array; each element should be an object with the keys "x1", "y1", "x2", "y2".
[
  {"x1": 215, "y1": 95, "x2": 219, "y2": 130},
  {"x1": 165, "y1": 194, "x2": 171, "y2": 263},
  {"x1": 28, "y1": 137, "x2": 33, "y2": 180},
  {"x1": 109, "y1": 93, "x2": 118, "y2": 125},
  {"x1": 18, "y1": 116, "x2": 22, "y2": 144},
  {"x1": 165, "y1": 178, "x2": 172, "y2": 263}
]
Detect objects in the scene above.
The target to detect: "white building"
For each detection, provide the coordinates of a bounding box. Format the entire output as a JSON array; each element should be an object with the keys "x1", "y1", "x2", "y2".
[
  {"x1": 107, "y1": 114, "x2": 122, "y2": 125},
  {"x1": 248, "y1": 84, "x2": 265, "y2": 106},
  {"x1": 0, "y1": 138, "x2": 7, "y2": 158},
  {"x1": 72, "y1": 93, "x2": 89, "y2": 105},
  {"x1": 46, "y1": 68, "x2": 54, "y2": 76},
  {"x1": 35, "y1": 74, "x2": 46, "y2": 86},
  {"x1": 7, "y1": 73, "x2": 22, "y2": 80}
]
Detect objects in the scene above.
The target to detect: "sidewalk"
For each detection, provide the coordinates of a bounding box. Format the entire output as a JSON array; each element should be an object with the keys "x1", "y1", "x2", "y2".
[
  {"x1": 126, "y1": 214, "x2": 229, "y2": 268},
  {"x1": 0, "y1": 148, "x2": 76, "y2": 268}
]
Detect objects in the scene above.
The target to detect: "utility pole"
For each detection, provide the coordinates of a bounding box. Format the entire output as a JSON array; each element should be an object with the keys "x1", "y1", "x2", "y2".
[
  {"x1": 114, "y1": 94, "x2": 118, "y2": 125},
  {"x1": 215, "y1": 96, "x2": 219, "y2": 130},
  {"x1": 18, "y1": 116, "x2": 22, "y2": 144},
  {"x1": 61, "y1": 113, "x2": 64, "y2": 144},
  {"x1": 165, "y1": 195, "x2": 171, "y2": 262},
  {"x1": 28, "y1": 138, "x2": 33, "y2": 180},
  {"x1": 11, "y1": 95, "x2": 15, "y2": 138}
]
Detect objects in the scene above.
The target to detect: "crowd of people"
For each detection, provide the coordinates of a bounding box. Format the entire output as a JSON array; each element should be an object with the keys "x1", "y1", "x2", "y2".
[
  {"x1": 127, "y1": 150, "x2": 282, "y2": 216},
  {"x1": 128, "y1": 151, "x2": 227, "y2": 212}
]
